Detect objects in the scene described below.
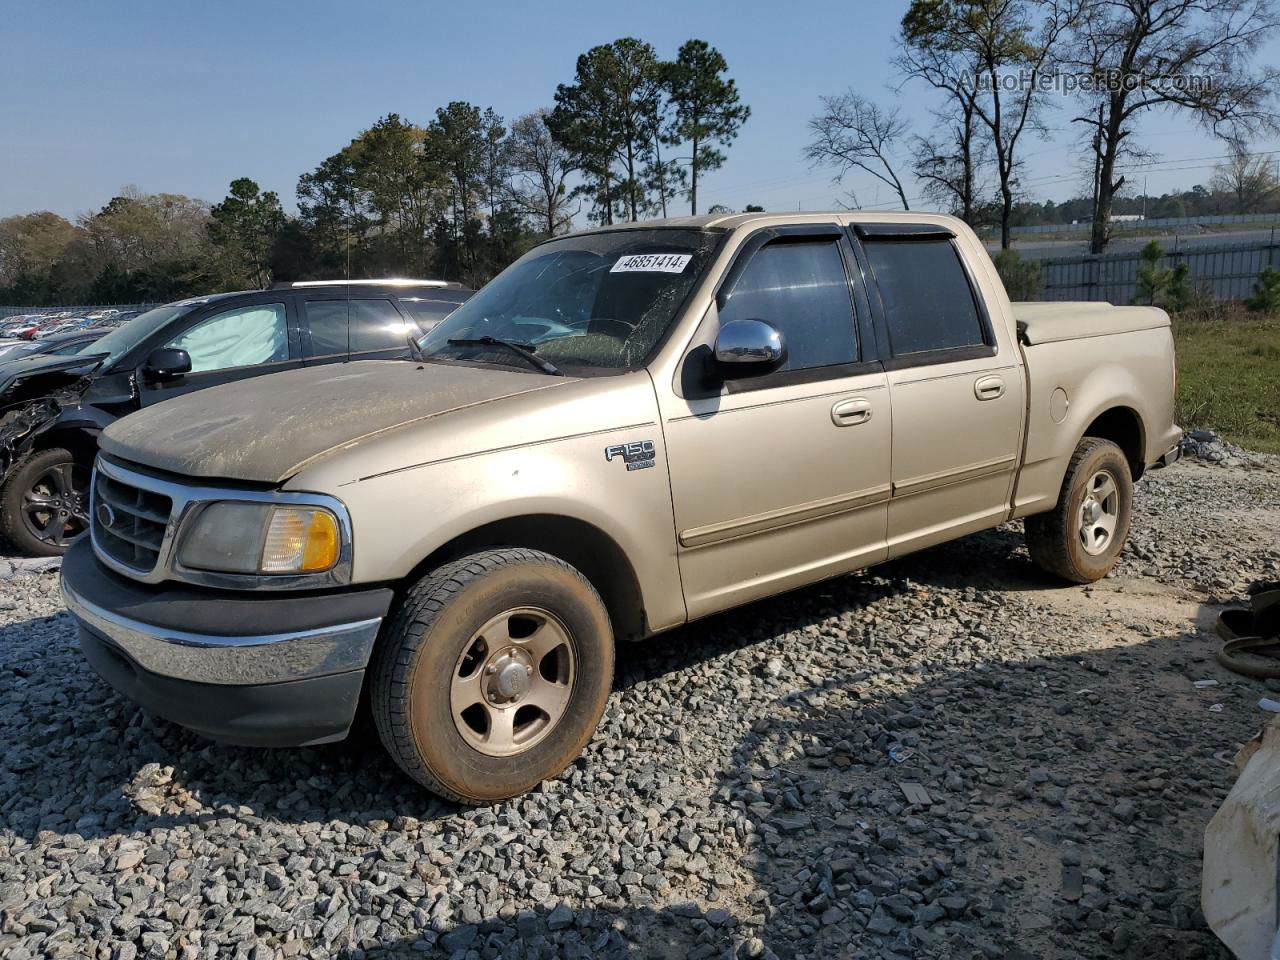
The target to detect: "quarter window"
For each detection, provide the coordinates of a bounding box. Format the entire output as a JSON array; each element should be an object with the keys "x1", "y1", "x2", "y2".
[
  {"x1": 166, "y1": 303, "x2": 289, "y2": 373},
  {"x1": 718, "y1": 240, "x2": 857, "y2": 372},
  {"x1": 398, "y1": 298, "x2": 462, "y2": 332},
  {"x1": 864, "y1": 239, "x2": 986, "y2": 355}
]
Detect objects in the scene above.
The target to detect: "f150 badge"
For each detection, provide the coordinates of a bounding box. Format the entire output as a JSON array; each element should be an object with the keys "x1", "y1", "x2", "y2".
[{"x1": 604, "y1": 440, "x2": 656, "y2": 471}]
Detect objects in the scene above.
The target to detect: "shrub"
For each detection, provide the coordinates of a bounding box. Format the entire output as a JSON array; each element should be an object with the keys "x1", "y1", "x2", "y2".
[
  {"x1": 1245, "y1": 265, "x2": 1280, "y2": 316},
  {"x1": 993, "y1": 248, "x2": 1042, "y2": 301}
]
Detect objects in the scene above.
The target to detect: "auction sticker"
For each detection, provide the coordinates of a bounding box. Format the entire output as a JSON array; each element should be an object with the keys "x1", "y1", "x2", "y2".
[{"x1": 611, "y1": 253, "x2": 692, "y2": 273}]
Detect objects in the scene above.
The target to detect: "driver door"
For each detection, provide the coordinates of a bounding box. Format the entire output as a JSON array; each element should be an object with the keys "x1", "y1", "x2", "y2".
[
  {"x1": 660, "y1": 228, "x2": 892, "y2": 618},
  {"x1": 139, "y1": 300, "x2": 302, "y2": 405}
]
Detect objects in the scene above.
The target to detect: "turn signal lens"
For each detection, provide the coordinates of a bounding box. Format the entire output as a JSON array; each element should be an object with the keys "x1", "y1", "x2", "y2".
[{"x1": 261, "y1": 507, "x2": 340, "y2": 573}]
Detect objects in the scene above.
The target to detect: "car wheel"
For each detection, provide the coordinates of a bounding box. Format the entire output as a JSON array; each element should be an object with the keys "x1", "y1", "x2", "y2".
[
  {"x1": 370, "y1": 548, "x2": 615, "y2": 803},
  {"x1": 0, "y1": 448, "x2": 92, "y2": 556},
  {"x1": 1025, "y1": 437, "x2": 1134, "y2": 583}
]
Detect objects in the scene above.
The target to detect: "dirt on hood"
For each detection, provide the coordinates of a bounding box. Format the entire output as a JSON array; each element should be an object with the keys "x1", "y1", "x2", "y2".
[{"x1": 99, "y1": 361, "x2": 573, "y2": 484}]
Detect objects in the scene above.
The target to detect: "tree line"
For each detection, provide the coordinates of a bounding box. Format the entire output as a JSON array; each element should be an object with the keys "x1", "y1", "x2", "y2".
[
  {"x1": 805, "y1": 0, "x2": 1280, "y2": 253},
  {"x1": 0, "y1": 37, "x2": 748, "y2": 305}
]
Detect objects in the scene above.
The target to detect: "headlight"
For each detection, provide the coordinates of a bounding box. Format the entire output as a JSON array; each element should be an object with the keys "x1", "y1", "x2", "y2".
[{"x1": 178, "y1": 503, "x2": 341, "y2": 575}]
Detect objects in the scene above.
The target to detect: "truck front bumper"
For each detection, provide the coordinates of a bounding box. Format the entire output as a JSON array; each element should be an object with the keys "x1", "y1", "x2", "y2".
[{"x1": 60, "y1": 539, "x2": 394, "y2": 747}]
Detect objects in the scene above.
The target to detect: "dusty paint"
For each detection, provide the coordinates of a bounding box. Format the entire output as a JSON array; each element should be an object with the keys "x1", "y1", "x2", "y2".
[{"x1": 99, "y1": 360, "x2": 577, "y2": 484}]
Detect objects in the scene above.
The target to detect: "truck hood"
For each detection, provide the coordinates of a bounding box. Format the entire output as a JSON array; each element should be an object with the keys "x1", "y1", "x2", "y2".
[{"x1": 99, "y1": 361, "x2": 574, "y2": 483}]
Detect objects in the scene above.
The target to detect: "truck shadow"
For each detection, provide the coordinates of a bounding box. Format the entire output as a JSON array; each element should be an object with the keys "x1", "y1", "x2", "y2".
[
  {"x1": 0, "y1": 527, "x2": 1243, "y2": 958},
  {"x1": 325, "y1": 625, "x2": 1241, "y2": 958}
]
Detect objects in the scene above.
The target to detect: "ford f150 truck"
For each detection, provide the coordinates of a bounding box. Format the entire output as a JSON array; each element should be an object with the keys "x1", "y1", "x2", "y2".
[{"x1": 60, "y1": 212, "x2": 1181, "y2": 803}]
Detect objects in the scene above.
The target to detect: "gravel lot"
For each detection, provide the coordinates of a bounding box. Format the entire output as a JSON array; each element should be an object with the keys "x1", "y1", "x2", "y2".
[{"x1": 3, "y1": 453, "x2": 1280, "y2": 960}]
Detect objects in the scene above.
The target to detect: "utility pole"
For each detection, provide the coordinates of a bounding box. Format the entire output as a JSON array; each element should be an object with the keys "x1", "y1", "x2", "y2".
[{"x1": 1142, "y1": 175, "x2": 1148, "y2": 220}]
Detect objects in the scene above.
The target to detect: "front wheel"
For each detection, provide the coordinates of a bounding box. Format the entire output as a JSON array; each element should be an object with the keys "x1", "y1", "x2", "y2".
[
  {"x1": 369, "y1": 548, "x2": 615, "y2": 803},
  {"x1": 1025, "y1": 437, "x2": 1134, "y2": 583},
  {"x1": 0, "y1": 448, "x2": 92, "y2": 556}
]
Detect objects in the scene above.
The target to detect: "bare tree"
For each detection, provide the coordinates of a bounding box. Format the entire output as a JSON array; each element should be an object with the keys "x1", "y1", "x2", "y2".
[
  {"x1": 896, "y1": 2, "x2": 989, "y2": 223},
  {"x1": 507, "y1": 110, "x2": 578, "y2": 236},
  {"x1": 805, "y1": 92, "x2": 913, "y2": 210},
  {"x1": 1211, "y1": 141, "x2": 1279, "y2": 213},
  {"x1": 912, "y1": 124, "x2": 990, "y2": 220},
  {"x1": 981, "y1": 1, "x2": 1079, "y2": 249},
  {"x1": 1067, "y1": 0, "x2": 1280, "y2": 253}
]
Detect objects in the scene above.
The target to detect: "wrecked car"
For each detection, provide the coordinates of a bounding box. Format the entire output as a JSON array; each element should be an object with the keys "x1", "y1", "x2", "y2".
[
  {"x1": 0, "y1": 280, "x2": 472, "y2": 555},
  {"x1": 60, "y1": 212, "x2": 1182, "y2": 803}
]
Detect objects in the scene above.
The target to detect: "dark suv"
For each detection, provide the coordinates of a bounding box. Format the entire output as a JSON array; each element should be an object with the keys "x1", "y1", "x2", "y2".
[{"x1": 0, "y1": 280, "x2": 472, "y2": 555}]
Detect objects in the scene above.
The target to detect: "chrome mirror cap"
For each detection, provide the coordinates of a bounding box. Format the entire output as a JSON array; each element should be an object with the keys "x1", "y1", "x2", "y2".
[{"x1": 713, "y1": 318, "x2": 786, "y2": 367}]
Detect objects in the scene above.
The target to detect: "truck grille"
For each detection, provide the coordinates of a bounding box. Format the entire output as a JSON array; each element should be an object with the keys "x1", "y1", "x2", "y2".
[{"x1": 92, "y1": 470, "x2": 172, "y2": 573}]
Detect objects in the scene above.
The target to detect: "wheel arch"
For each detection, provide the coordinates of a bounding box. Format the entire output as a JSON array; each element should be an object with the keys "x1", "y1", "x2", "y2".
[
  {"x1": 29, "y1": 425, "x2": 100, "y2": 465},
  {"x1": 400, "y1": 513, "x2": 650, "y2": 642},
  {"x1": 1080, "y1": 405, "x2": 1146, "y2": 480}
]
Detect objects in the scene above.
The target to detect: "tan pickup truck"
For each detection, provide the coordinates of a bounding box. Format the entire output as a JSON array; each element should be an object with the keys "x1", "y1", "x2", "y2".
[{"x1": 60, "y1": 212, "x2": 1181, "y2": 802}]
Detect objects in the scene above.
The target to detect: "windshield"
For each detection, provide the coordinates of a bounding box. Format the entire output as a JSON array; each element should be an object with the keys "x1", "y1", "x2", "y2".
[
  {"x1": 419, "y1": 228, "x2": 722, "y2": 374},
  {"x1": 80, "y1": 304, "x2": 193, "y2": 368}
]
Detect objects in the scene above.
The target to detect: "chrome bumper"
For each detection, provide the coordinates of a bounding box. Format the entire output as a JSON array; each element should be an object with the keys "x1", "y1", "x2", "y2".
[{"x1": 60, "y1": 578, "x2": 382, "y2": 686}]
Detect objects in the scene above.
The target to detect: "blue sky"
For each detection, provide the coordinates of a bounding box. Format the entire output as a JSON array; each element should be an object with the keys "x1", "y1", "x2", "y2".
[{"x1": 4, "y1": 0, "x2": 1278, "y2": 221}]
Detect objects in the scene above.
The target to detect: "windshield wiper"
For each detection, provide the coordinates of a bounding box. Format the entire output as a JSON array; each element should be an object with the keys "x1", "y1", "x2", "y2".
[{"x1": 446, "y1": 336, "x2": 563, "y2": 376}]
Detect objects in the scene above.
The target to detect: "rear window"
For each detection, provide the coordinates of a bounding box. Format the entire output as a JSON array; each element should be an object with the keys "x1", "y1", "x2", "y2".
[{"x1": 864, "y1": 239, "x2": 985, "y2": 355}]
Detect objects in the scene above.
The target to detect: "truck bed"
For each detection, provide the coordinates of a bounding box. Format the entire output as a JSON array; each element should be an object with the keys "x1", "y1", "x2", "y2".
[{"x1": 1013, "y1": 301, "x2": 1170, "y2": 345}]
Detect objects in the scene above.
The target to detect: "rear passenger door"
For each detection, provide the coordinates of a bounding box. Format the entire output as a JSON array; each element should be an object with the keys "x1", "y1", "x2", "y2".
[
  {"x1": 852, "y1": 223, "x2": 1024, "y2": 557},
  {"x1": 301, "y1": 297, "x2": 418, "y2": 364}
]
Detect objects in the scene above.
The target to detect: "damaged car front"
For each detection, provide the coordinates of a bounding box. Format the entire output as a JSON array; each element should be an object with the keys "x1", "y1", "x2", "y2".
[{"x1": 0, "y1": 302, "x2": 198, "y2": 554}]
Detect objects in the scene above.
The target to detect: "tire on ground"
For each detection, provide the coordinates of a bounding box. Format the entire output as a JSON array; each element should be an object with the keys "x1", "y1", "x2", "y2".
[
  {"x1": 0, "y1": 447, "x2": 88, "y2": 557},
  {"x1": 1025, "y1": 436, "x2": 1134, "y2": 584},
  {"x1": 369, "y1": 547, "x2": 615, "y2": 803}
]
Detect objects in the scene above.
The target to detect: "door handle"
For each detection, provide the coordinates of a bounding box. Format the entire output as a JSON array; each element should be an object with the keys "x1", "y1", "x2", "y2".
[
  {"x1": 974, "y1": 375, "x2": 1006, "y2": 401},
  {"x1": 831, "y1": 397, "x2": 873, "y2": 426}
]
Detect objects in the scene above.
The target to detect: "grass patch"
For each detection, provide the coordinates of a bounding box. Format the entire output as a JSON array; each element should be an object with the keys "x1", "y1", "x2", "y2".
[{"x1": 1173, "y1": 303, "x2": 1280, "y2": 454}]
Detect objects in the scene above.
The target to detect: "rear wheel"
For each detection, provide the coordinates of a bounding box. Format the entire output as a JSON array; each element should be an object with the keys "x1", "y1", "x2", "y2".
[
  {"x1": 0, "y1": 448, "x2": 91, "y2": 556},
  {"x1": 1026, "y1": 437, "x2": 1133, "y2": 583},
  {"x1": 370, "y1": 548, "x2": 614, "y2": 803}
]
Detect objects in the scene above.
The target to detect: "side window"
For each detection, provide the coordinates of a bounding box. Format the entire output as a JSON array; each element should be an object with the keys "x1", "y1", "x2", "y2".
[
  {"x1": 166, "y1": 303, "x2": 289, "y2": 373},
  {"x1": 863, "y1": 239, "x2": 986, "y2": 356},
  {"x1": 718, "y1": 240, "x2": 857, "y2": 373},
  {"x1": 350, "y1": 299, "x2": 413, "y2": 352},
  {"x1": 397, "y1": 298, "x2": 462, "y2": 333},
  {"x1": 304, "y1": 300, "x2": 348, "y2": 356}
]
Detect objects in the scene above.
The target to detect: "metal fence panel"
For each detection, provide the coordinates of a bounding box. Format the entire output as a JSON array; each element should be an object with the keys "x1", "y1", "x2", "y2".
[
  {"x1": 1032, "y1": 239, "x2": 1278, "y2": 303},
  {"x1": 1011, "y1": 212, "x2": 1280, "y2": 236}
]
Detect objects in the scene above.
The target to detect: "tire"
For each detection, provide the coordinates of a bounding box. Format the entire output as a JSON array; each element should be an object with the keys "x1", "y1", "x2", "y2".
[
  {"x1": 0, "y1": 448, "x2": 92, "y2": 557},
  {"x1": 1025, "y1": 437, "x2": 1134, "y2": 583},
  {"x1": 370, "y1": 548, "x2": 614, "y2": 803}
]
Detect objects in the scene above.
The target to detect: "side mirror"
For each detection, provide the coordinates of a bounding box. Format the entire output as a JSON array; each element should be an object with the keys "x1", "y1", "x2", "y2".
[
  {"x1": 713, "y1": 319, "x2": 786, "y2": 376},
  {"x1": 142, "y1": 347, "x2": 192, "y2": 381}
]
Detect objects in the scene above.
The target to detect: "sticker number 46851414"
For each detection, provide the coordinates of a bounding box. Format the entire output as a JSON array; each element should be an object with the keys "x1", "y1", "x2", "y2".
[{"x1": 610, "y1": 253, "x2": 692, "y2": 274}]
